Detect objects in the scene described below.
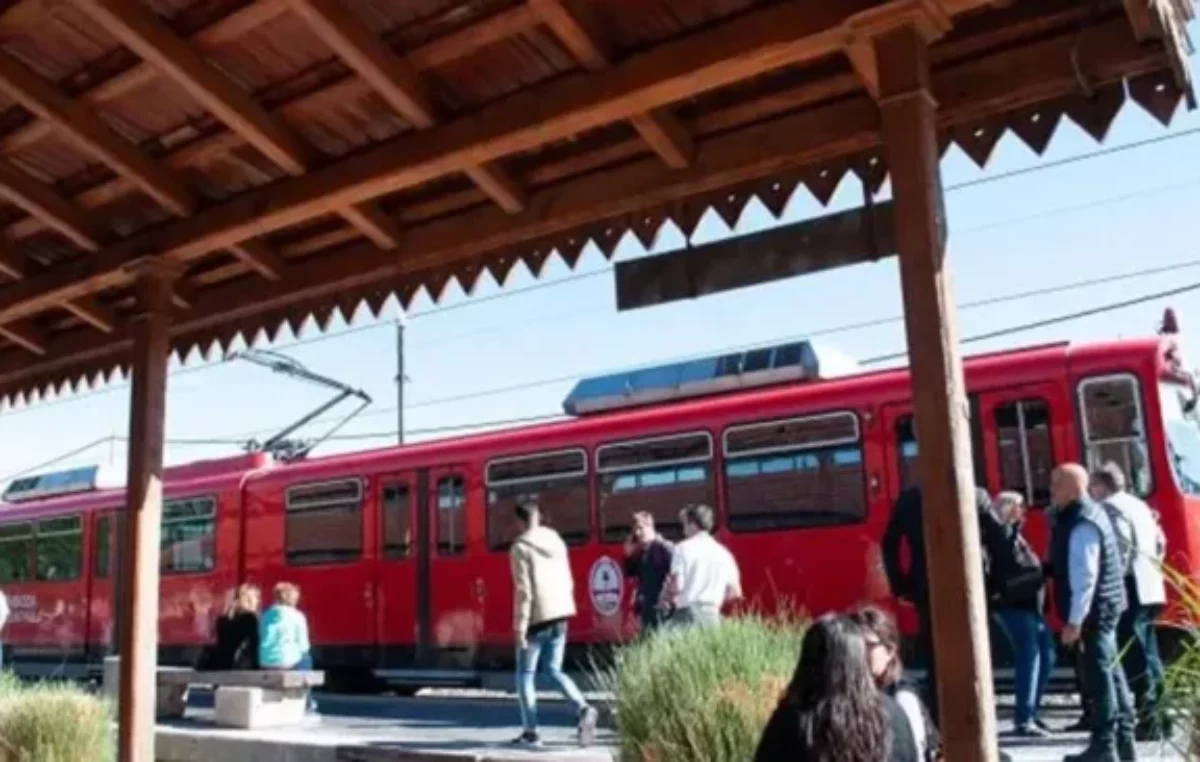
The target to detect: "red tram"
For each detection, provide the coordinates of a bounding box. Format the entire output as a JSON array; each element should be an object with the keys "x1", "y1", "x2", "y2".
[{"x1": 3, "y1": 318, "x2": 1199, "y2": 689}]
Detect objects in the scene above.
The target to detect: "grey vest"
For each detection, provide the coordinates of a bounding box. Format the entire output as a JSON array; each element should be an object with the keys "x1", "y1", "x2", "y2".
[{"x1": 1051, "y1": 499, "x2": 1127, "y2": 631}]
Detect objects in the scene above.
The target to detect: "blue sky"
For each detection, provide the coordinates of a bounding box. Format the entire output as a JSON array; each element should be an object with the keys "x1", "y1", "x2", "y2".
[{"x1": 3, "y1": 74, "x2": 1200, "y2": 484}]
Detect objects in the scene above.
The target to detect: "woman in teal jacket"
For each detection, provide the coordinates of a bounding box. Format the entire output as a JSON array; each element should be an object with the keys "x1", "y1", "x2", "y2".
[{"x1": 259, "y1": 581, "x2": 316, "y2": 711}]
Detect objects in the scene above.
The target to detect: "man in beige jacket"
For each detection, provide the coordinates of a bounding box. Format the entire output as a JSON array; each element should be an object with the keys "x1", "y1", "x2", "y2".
[{"x1": 510, "y1": 500, "x2": 598, "y2": 748}]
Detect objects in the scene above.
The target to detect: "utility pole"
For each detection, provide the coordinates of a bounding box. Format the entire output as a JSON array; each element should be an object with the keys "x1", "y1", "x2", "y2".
[{"x1": 395, "y1": 318, "x2": 405, "y2": 445}]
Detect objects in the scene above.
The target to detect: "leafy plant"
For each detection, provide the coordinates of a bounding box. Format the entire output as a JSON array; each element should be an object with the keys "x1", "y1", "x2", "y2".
[
  {"x1": 592, "y1": 614, "x2": 806, "y2": 762},
  {"x1": 1155, "y1": 562, "x2": 1200, "y2": 757}
]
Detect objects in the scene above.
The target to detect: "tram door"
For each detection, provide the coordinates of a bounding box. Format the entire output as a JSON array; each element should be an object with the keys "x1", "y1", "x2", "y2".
[
  {"x1": 87, "y1": 510, "x2": 118, "y2": 660},
  {"x1": 975, "y1": 383, "x2": 1072, "y2": 556},
  {"x1": 423, "y1": 466, "x2": 484, "y2": 668},
  {"x1": 374, "y1": 471, "x2": 423, "y2": 667}
]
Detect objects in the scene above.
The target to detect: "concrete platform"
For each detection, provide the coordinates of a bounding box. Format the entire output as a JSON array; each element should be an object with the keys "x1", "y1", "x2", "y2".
[{"x1": 153, "y1": 693, "x2": 1188, "y2": 762}]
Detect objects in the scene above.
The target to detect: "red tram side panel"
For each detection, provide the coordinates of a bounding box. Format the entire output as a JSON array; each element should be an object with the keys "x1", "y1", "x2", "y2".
[{"x1": 4, "y1": 330, "x2": 1200, "y2": 683}]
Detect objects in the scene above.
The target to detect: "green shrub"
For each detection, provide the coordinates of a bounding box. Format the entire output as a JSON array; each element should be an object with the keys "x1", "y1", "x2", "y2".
[
  {"x1": 1157, "y1": 563, "x2": 1200, "y2": 757},
  {"x1": 0, "y1": 679, "x2": 112, "y2": 762},
  {"x1": 593, "y1": 615, "x2": 806, "y2": 762}
]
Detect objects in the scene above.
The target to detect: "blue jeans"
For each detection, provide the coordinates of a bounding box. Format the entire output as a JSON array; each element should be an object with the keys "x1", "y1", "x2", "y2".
[
  {"x1": 516, "y1": 621, "x2": 587, "y2": 733},
  {"x1": 1081, "y1": 626, "x2": 1136, "y2": 753},
  {"x1": 1118, "y1": 603, "x2": 1165, "y2": 727},
  {"x1": 997, "y1": 609, "x2": 1056, "y2": 726}
]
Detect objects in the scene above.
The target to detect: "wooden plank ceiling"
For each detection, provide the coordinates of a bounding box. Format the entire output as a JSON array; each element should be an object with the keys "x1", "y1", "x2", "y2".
[{"x1": 0, "y1": 0, "x2": 1193, "y2": 405}]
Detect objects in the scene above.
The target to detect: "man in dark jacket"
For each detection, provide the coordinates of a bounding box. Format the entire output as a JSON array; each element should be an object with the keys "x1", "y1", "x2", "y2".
[
  {"x1": 882, "y1": 484, "x2": 1007, "y2": 722},
  {"x1": 1049, "y1": 464, "x2": 1136, "y2": 762},
  {"x1": 622, "y1": 511, "x2": 674, "y2": 633}
]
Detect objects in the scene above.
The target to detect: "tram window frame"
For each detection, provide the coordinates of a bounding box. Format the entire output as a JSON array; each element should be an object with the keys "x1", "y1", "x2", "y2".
[
  {"x1": 1077, "y1": 373, "x2": 1153, "y2": 497},
  {"x1": 723, "y1": 411, "x2": 867, "y2": 532},
  {"x1": 436, "y1": 475, "x2": 467, "y2": 556},
  {"x1": 161, "y1": 496, "x2": 218, "y2": 575},
  {"x1": 0, "y1": 522, "x2": 33, "y2": 583},
  {"x1": 285, "y1": 478, "x2": 365, "y2": 566},
  {"x1": 94, "y1": 513, "x2": 115, "y2": 578},
  {"x1": 596, "y1": 431, "x2": 715, "y2": 543},
  {"x1": 382, "y1": 482, "x2": 414, "y2": 560},
  {"x1": 895, "y1": 397, "x2": 988, "y2": 491},
  {"x1": 486, "y1": 449, "x2": 590, "y2": 551},
  {"x1": 33, "y1": 514, "x2": 83, "y2": 582},
  {"x1": 992, "y1": 398, "x2": 1055, "y2": 506}
]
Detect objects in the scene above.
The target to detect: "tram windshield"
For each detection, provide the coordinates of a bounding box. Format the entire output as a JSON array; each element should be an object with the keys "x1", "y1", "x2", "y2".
[{"x1": 1159, "y1": 381, "x2": 1200, "y2": 496}]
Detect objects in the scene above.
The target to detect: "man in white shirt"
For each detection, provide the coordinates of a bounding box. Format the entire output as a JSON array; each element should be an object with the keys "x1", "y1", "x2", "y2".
[
  {"x1": 1090, "y1": 462, "x2": 1170, "y2": 741},
  {"x1": 662, "y1": 503, "x2": 741, "y2": 628}
]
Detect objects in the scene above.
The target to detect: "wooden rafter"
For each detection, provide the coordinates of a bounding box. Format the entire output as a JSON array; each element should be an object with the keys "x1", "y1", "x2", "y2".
[
  {"x1": 283, "y1": 0, "x2": 528, "y2": 215},
  {"x1": 62, "y1": 296, "x2": 117, "y2": 334},
  {"x1": 0, "y1": 3, "x2": 547, "y2": 244},
  {"x1": 1123, "y1": 0, "x2": 1162, "y2": 40},
  {"x1": 0, "y1": 252, "x2": 24, "y2": 281},
  {"x1": 0, "y1": 322, "x2": 45, "y2": 355},
  {"x1": 0, "y1": 11, "x2": 1170, "y2": 385},
  {"x1": 531, "y1": 0, "x2": 695, "y2": 169},
  {"x1": 283, "y1": 0, "x2": 436, "y2": 129},
  {"x1": 0, "y1": 1, "x2": 290, "y2": 155},
  {"x1": 338, "y1": 203, "x2": 402, "y2": 250},
  {"x1": 0, "y1": 50, "x2": 194, "y2": 217},
  {"x1": 228, "y1": 241, "x2": 285, "y2": 282},
  {"x1": 0, "y1": 160, "x2": 102, "y2": 251},
  {"x1": 464, "y1": 163, "x2": 528, "y2": 214},
  {"x1": 0, "y1": 0, "x2": 1124, "y2": 326},
  {"x1": 77, "y1": 0, "x2": 313, "y2": 177}
]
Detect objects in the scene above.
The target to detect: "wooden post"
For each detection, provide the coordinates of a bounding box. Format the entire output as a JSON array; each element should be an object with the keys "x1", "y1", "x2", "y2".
[
  {"x1": 875, "y1": 22, "x2": 999, "y2": 762},
  {"x1": 116, "y1": 260, "x2": 177, "y2": 762}
]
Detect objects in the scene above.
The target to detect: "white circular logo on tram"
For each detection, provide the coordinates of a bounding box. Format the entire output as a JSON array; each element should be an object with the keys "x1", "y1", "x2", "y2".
[{"x1": 588, "y1": 556, "x2": 624, "y2": 617}]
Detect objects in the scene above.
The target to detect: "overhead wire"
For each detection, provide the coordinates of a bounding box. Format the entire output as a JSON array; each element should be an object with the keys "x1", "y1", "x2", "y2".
[{"x1": 159, "y1": 268, "x2": 1200, "y2": 447}]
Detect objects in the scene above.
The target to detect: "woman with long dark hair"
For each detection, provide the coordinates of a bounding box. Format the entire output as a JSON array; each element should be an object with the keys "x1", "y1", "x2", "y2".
[{"x1": 754, "y1": 614, "x2": 917, "y2": 762}]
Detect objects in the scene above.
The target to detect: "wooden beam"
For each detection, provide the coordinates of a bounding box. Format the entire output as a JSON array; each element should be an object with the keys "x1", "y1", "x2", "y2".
[
  {"x1": 530, "y1": 0, "x2": 698, "y2": 170},
  {"x1": 0, "y1": 322, "x2": 45, "y2": 355},
  {"x1": 229, "y1": 240, "x2": 285, "y2": 282},
  {"x1": 339, "y1": 203, "x2": 402, "y2": 250},
  {"x1": 1122, "y1": 0, "x2": 1160, "y2": 41},
  {"x1": 115, "y1": 261, "x2": 176, "y2": 762},
  {"x1": 0, "y1": 51, "x2": 195, "y2": 216},
  {"x1": 0, "y1": 159, "x2": 102, "y2": 251},
  {"x1": 283, "y1": 0, "x2": 436, "y2": 129},
  {"x1": 62, "y1": 295, "x2": 117, "y2": 334},
  {"x1": 529, "y1": 0, "x2": 611, "y2": 71},
  {"x1": 0, "y1": 6, "x2": 1156, "y2": 329},
  {"x1": 77, "y1": 0, "x2": 313, "y2": 177},
  {"x1": 629, "y1": 110, "x2": 695, "y2": 169},
  {"x1": 464, "y1": 163, "x2": 528, "y2": 214},
  {"x1": 0, "y1": 252, "x2": 23, "y2": 281},
  {"x1": 844, "y1": 37, "x2": 881, "y2": 98},
  {"x1": 875, "y1": 21, "x2": 996, "y2": 762},
  {"x1": 0, "y1": 1, "x2": 288, "y2": 154}
]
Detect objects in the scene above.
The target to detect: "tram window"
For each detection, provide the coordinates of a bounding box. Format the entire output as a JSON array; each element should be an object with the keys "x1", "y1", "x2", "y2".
[
  {"x1": 437, "y1": 476, "x2": 467, "y2": 555},
  {"x1": 597, "y1": 432, "x2": 714, "y2": 542},
  {"x1": 1078, "y1": 375, "x2": 1152, "y2": 496},
  {"x1": 34, "y1": 515, "x2": 83, "y2": 581},
  {"x1": 1159, "y1": 381, "x2": 1200, "y2": 496},
  {"x1": 286, "y1": 479, "x2": 363, "y2": 565},
  {"x1": 487, "y1": 450, "x2": 589, "y2": 550},
  {"x1": 382, "y1": 483, "x2": 413, "y2": 559},
  {"x1": 162, "y1": 497, "x2": 216, "y2": 574},
  {"x1": 95, "y1": 515, "x2": 113, "y2": 578},
  {"x1": 724, "y1": 412, "x2": 865, "y2": 531},
  {"x1": 994, "y1": 399, "x2": 1055, "y2": 506},
  {"x1": 894, "y1": 401, "x2": 987, "y2": 491},
  {"x1": 0, "y1": 522, "x2": 33, "y2": 583}
]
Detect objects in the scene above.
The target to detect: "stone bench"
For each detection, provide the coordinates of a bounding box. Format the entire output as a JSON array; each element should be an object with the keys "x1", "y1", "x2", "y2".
[{"x1": 102, "y1": 656, "x2": 324, "y2": 729}]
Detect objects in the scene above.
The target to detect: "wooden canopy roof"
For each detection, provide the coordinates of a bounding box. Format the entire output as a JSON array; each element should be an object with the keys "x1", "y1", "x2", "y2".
[{"x1": 0, "y1": 0, "x2": 1192, "y2": 405}]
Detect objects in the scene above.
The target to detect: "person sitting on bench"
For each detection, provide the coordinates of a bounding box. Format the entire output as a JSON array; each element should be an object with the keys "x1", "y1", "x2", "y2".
[
  {"x1": 259, "y1": 581, "x2": 316, "y2": 713},
  {"x1": 198, "y1": 583, "x2": 261, "y2": 671}
]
